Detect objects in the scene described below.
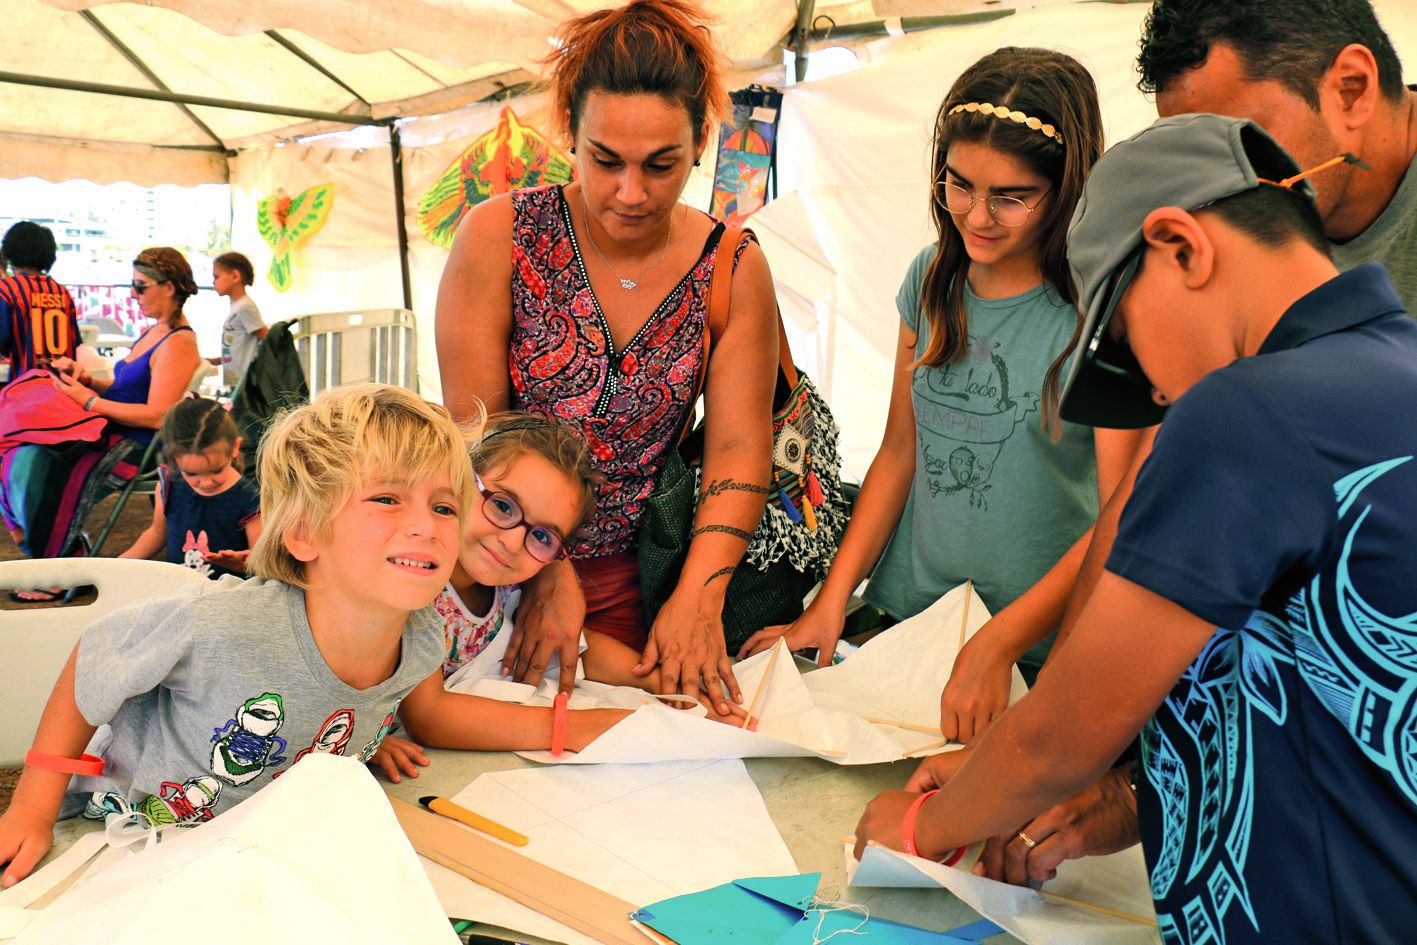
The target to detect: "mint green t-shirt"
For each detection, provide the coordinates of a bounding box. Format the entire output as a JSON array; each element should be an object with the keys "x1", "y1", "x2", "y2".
[{"x1": 863, "y1": 246, "x2": 1098, "y2": 676}]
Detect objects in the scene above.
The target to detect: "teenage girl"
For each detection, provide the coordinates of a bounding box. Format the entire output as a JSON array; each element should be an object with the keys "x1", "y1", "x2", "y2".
[
  {"x1": 120, "y1": 396, "x2": 260, "y2": 578},
  {"x1": 741, "y1": 48, "x2": 1144, "y2": 744}
]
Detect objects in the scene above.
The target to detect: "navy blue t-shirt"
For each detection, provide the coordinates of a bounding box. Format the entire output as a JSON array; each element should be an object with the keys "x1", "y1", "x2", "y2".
[
  {"x1": 160, "y1": 466, "x2": 261, "y2": 579},
  {"x1": 1107, "y1": 264, "x2": 1417, "y2": 945}
]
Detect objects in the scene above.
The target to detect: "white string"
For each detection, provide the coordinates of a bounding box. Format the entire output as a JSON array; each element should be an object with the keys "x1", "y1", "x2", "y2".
[{"x1": 805, "y1": 895, "x2": 870, "y2": 945}]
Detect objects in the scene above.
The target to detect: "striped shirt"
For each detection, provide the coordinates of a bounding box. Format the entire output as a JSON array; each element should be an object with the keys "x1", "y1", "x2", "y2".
[{"x1": 0, "y1": 274, "x2": 80, "y2": 382}]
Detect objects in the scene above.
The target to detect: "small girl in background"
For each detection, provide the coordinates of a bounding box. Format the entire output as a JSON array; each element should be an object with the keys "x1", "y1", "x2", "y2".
[
  {"x1": 119, "y1": 397, "x2": 260, "y2": 578},
  {"x1": 212, "y1": 251, "x2": 267, "y2": 390}
]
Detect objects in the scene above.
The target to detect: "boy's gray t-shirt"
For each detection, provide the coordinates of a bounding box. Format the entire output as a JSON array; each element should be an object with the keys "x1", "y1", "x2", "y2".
[
  {"x1": 72, "y1": 576, "x2": 442, "y2": 825},
  {"x1": 221, "y1": 295, "x2": 265, "y2": 387},
  {"x1": 864, "y1": 246, "x2": 1098, "y2": 675}
]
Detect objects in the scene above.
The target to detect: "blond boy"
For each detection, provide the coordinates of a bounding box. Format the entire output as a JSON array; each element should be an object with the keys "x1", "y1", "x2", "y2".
[{"x1": 0, "y1": 384, "x2": 468, "y2": 886}]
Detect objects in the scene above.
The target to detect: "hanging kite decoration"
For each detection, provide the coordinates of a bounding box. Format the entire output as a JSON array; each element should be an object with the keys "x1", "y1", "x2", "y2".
[
  {"x1": 256, "y1": 184, "x2": 335, "y2": 292},
  {"x1": 418, "y1": 106, "x2": 576, "y2": 249},
  {"x1": 711, "y1": 86, "x2": 783, "y2": 226}
]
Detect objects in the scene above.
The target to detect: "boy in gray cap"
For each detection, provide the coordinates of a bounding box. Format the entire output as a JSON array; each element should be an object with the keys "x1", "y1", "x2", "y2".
[{"x1": 855, "y1": 114, "x2": 1417, "y2": 945}]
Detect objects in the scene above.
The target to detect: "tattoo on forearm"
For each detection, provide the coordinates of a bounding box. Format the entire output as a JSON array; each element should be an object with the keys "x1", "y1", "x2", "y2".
[
  {"x1": 690, "y1": 524, "x2": 755, "y2": 541},
  {"x1": 703, "y1": 566, "x2": 735, "y2": 587},
  {"x1": 700, "y1": 478, "x2": 771, "y2": 500}
]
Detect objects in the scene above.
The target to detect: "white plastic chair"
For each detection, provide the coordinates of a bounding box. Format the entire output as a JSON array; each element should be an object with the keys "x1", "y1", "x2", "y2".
[{"x1": 0, "y1": 558, "x2": 209, "y2": 766}]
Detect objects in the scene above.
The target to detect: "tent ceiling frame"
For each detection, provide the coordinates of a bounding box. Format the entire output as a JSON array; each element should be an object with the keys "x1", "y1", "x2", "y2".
[
  {"x1": 263, "y1": 30, "x2": 374, "y2": 111},
  {"x1": 800, "y1": 9, "x2": 1014, "y2": 47},
  {"x1": 790, "y1": 0, "x2": 816, "y2": 83},
  {"x1": 79, "y1": 8, "x2": 225, "y2": 150},
  {"x1": 0, "y1": 70, "x2": 386, "y2": 131}
]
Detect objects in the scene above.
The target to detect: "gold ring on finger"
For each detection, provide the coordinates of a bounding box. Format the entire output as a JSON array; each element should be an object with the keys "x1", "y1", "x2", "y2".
[{"x1": 1017, "y1": 830, "x2": 1038, "y2": 849}]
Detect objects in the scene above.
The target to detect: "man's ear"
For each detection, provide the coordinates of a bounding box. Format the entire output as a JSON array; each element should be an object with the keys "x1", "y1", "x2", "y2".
[
  {"x1": 1139, "y1": 207, "x2": 1214, "y2": 288},
  {"x1": 1324, "y1": 43, "x2": 1381, "y2": 131},
  {"x1": 284, "y1": 518, "x2": 319, "y2": 563}
]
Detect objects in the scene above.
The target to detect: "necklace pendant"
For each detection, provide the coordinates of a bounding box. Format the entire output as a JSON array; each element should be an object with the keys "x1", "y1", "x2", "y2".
[{"x1": 618, "y1": 278, "x2": 637, "y2": 290}]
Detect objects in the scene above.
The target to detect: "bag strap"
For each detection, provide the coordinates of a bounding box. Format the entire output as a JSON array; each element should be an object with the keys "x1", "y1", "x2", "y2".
[
  {"x1": 701, "y1": 226, "x2": 800, "y2": 396},
  {"x1": 675, "y1": 223, "x2": 730, "y2": 444}
]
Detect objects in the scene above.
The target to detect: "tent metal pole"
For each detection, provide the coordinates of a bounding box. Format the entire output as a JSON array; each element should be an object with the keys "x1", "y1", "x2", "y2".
[
  {"x1": 264, "y1": 30, "x2": 373, "y2": 111},
  {"x1": 806, "y1": 10, "x2": 1012, "y2": 43},
  {"x1": 78, "y1": 9, "x2": 226, "y2": 150},
  {"x1": 0, "y1": 71, "x2": 378, "y2": 126},
  {"x1": 389, "y1": 123, "x2": 414, "y2": 313},
  {"x1": 791, "y1": 0, "x2": 817, "y2": 83}
]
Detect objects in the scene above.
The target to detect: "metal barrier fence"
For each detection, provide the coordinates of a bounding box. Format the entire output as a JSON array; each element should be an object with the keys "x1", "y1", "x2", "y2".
[{"x1": 291, "y1": 308, "x2": 417, "y2": 396}]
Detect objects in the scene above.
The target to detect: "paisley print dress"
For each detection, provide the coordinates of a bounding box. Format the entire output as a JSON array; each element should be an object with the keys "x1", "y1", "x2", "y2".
[{"x1": 508, "y1": 184, "x2": 745, "y2": 559}]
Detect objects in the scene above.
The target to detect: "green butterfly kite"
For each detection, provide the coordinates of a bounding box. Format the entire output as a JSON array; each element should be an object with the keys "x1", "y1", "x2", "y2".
[{"x1": 256, "y1": 184, "x2": 334, "y2": 291}]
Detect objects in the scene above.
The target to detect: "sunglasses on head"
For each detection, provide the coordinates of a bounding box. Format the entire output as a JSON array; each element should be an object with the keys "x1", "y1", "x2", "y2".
[{"x1": 1082, "y1": 247, "x2": 1147, "y2": 382}]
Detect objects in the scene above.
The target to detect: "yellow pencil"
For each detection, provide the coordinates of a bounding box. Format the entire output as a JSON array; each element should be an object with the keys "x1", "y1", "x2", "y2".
[{"x1": 420, "y1": 795, "x2": 529, "y2": 847}]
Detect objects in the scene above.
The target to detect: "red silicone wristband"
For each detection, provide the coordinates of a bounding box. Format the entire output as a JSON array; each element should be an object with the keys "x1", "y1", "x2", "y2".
[
  {"x1": 550, "y1": 690, "x2": 570, "y2": 757},
  {"x1": 25, "y1": 749, "x2": 104, "y2": 777},
  {"x1": 900, "y1": 788, "x2": 966, "y2": 864},
  {"x1": 901, "y1": 789, "x2": 938, "y2": 856}
]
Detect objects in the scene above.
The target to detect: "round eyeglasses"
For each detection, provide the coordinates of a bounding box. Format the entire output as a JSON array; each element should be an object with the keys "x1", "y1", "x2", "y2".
[
  {"x1": 475, "y1": 474, "x2": 568, "y2": 563},
  {"x1": 935, "y1": 180, "x2": 1050, "y2": 228}
]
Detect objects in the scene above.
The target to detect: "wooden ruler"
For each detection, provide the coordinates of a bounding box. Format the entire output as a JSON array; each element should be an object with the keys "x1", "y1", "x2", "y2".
[{"x1": 390, "y1": 796, "x2": 650, "y2": 945}]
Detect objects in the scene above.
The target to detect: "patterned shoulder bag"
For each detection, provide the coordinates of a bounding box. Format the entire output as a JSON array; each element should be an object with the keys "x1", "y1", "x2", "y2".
[{"x1": 637, "y1": 227, "x2": 849, "y2": 650}]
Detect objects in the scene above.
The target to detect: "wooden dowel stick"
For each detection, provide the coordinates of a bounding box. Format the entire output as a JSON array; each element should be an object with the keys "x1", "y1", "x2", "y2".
[
  {"x1": 903, "y1": 738, "x2": 952, "y2": 758},
  {"x1": 392, "y1": 797, "x2": 645, "y2": 945},
  {"x1": 957, "y1": 579, "x2": 974, "y2": 652},
  {"x1": 863, "y1": 716, "x2": 941, "y2": 735},
  {"x1": 1039, "y1": 890, "x2": 1158, "y2": 927},
  {"x1": 741, "y1": 639, "x2": 782, "y2": 728}
]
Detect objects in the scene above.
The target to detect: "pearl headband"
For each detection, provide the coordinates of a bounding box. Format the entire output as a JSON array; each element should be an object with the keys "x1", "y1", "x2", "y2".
[{"x1": 948, "y1": 101, "x2": 1063, "y2": 145}]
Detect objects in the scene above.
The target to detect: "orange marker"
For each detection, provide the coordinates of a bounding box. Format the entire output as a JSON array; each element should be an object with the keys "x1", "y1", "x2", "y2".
[{"x1": 419, "y1": 795, "x2": 529, "y2": 846}]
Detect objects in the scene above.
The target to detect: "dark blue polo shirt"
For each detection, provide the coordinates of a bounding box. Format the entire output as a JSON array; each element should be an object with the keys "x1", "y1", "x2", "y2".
[{"x1": 1107, "y1": 264, "x2": 1417, "y2": 945}]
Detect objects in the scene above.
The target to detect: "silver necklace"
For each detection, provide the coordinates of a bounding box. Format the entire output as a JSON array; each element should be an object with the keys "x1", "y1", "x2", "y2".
[{"x1": 581, "y1": 197, "x2": 673, "y2": 290}]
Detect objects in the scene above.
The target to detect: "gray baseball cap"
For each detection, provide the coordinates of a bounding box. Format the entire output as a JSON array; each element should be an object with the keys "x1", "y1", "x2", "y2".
[{"x1": 1057, "y1": 113, "x2": 1314, "y2": 428}]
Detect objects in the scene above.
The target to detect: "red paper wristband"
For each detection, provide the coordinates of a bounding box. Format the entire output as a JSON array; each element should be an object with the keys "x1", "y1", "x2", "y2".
[
  {"x1": 550, "y1": 690, "x2": 570, "y2": 757},
  {"x1": 25, "y1": 749, "x2": 104, "y2": 777},
  {"x1": 900, "y1": 788, "x2": 966, "y2": 865}
]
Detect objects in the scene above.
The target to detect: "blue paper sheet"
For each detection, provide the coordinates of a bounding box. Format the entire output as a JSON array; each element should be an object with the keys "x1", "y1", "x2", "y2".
[
  {"x1": 946, "y1": 918, "x2": 1005, "y2": 941},
  {"x1": 631, "y1": 873, "x2": 816, "y2": 944},
  {"x1": 633, "y1": 873, "x2": 978, "y2": 945}
]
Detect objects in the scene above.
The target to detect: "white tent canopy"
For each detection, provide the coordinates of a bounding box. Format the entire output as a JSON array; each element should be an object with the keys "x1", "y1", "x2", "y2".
[{"x1": 0, "y1": 0, "x2": 1056, "y2": 186}]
